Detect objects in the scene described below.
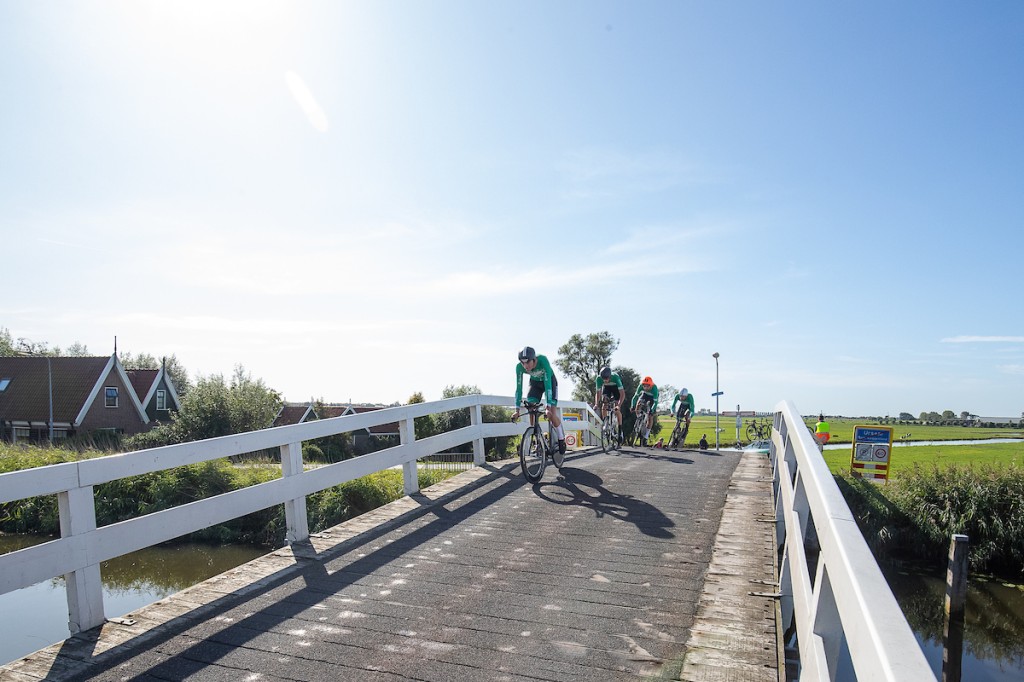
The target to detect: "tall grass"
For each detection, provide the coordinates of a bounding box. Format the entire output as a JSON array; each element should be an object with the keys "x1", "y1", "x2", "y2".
[{"x1": 838, "y1": 464, "x2": 1024, "y2": 577}]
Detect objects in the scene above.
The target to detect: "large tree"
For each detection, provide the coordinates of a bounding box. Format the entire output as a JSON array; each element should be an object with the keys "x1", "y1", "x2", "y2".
[
  {"x1": 556, "y1": 331, "x2": 619, "y2": 402},
  {"x1": 170, "y1": 365, "x2": 281, "y2": 443}
]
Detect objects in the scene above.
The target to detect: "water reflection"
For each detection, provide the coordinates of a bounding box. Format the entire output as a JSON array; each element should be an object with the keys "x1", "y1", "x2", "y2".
[
  {"x1": 885, "y1": 568, "x2": 1024, "y2": 681},
  {"x1": 0, "y1": 535, "x2": 263, "y2": 666}
]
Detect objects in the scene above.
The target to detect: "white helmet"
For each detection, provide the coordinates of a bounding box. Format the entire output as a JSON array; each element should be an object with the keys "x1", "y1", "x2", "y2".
[{"x1": 680, "y1": 388, "x2": 689, "y2": 397}]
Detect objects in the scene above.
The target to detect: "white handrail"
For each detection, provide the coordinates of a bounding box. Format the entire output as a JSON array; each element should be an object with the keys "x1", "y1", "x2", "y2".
[
  {"x1": 0, "y1": 395, "x2": 601, "y2": 633},
  {"x1": 771, "y1": 400, "x2": 933, "y2": 681}
]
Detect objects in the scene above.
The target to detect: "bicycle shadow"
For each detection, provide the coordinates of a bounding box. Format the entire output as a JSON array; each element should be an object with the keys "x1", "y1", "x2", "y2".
[
  {"x1": 533, "y1": 466, "x2": 675, "y2": 539},
  {"x1": 612, "y1": 447, "x2": 695, "y2": 465}
]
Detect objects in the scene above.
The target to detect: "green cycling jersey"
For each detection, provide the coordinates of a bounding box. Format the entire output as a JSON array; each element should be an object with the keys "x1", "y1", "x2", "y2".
[
  {"x1": 631, "y1": 383, "x2": 659, "y2": 410},
  {"x1": 515, "y1": 354, "x2": 557, "y2": 405},
  {"x1": 595, "y1": 373, "x2": 624, "y2": 391},
  {"x1": 671, "y1": 392, "x2": 695, "y2": 416}
]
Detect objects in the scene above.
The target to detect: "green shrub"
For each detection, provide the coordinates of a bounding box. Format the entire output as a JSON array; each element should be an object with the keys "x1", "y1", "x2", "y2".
[{"x1": 838, "y1": 464, "x2": 1024, "y2": 577}]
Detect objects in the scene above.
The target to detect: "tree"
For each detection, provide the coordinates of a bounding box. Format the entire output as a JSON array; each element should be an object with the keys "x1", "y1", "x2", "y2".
[
  {"x1": 169, "y1": 365, "x2": 281, "y2": 443},
  {"x1": 407, "y1": 391, "x2": 437, "y2": 440},
  {"x1": 0, "y1": 327, "x2": 14, "y2": 356},
  {"x1": 658, "y1": 383, "x2": 678, "y2": 413},
  {"x1": 555, "y1": 331, "x2": 620, "y2": 403},
  {"x1": 435, "y1": 385, "x2": 513, "y2": 458},
  {"x1": 960, "y1": 411, "x2": 971, "y2": 420},
  {"x1": 65, "y1": 342, "x2": 91, "y2": 356},
  {"x1": 942, "y1": 410, "x2": 956, "y2": 420},
  {"x1": 899, "y1": 412, "x2": 914, "y2": 421}
]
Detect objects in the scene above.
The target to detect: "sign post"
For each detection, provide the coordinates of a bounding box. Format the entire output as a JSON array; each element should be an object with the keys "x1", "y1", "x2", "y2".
[{"x1": 850, "y1": 425, "x2": 894, "y2": 483}]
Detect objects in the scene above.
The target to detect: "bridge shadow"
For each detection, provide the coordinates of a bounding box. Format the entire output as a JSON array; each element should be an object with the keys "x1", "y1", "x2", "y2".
[
  {"x1": 533, "y1": 466, "x2": 675, "y2": 540},
  {"x1": 612, "y1": 446, "x2": 695, "y2": 465},
  {"x1": 48, "y1": 461, "x2": 539, "y2": 681}
]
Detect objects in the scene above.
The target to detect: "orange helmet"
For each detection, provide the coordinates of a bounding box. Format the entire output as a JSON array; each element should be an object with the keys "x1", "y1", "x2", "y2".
[{"x1": 642, "y1": 376, "x2": 653, "y2": 387}]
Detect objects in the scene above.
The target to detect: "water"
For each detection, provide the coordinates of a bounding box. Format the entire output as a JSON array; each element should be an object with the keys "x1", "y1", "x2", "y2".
[
  {"x1": 884, "y1": 567, "x2": 1024, "y2": 681},
  {"x1": 0, "y1": 535, "x2": 264, "y2": 666}
]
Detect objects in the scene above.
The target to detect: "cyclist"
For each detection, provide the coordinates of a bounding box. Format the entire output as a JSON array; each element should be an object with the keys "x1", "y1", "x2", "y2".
[
  {"x1": 512, "y1": 346, "x2": 566, "y2": 455},
  {"x1": 630, "y1": 376, "x2": 659, "y2": 446},
  {"x1": 814, "y1": 414, "x2": 831, "y2": 449},
  {"x1": 594, "y1": 366, "x2": 624, "y2": 438},
  {"x1": 671, "y1": 388, "x2": 695, "y2": 433}
]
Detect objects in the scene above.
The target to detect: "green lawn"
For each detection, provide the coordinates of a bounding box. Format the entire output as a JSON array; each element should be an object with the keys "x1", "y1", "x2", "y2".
[{"x1": 823, "y1": 440, "x2": 1024, "y2": 475}]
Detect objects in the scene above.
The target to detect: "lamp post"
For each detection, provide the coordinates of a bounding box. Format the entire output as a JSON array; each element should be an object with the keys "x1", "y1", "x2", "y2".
[{"x1": 712, "y1": 352, "x2": 721, "y2": 450}]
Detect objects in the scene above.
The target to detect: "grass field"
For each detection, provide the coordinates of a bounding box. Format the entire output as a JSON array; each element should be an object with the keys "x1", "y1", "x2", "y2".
[{"x1": 655, "y1": 414, "x2": 1023, "y2": 448}]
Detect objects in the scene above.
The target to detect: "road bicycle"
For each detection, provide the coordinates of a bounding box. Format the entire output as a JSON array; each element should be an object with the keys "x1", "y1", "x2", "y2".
[
  {"x1": 745, "y1": 417, "x2": 773, "y2": 442},
  {"x1": 515, "y1": 401, "x2": 564, "y2": 483},
  {"x1": 599, "y1": 398, "x2": 621, "y2": 452},
  {"x1": 668, "y1": 408, "x2": 691, "y2": 448},
  {"x1": 627, "y1": 400, "x2": 651, "y2": 447}
]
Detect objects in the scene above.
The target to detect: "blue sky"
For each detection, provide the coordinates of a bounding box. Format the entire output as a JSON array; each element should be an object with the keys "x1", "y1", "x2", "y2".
[{"x1": 2, "y1": 2, "x2": 1022, "y2": 418}]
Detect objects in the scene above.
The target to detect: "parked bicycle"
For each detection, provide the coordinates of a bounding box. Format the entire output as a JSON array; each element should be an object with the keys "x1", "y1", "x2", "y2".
[
  {"x1": 627, "y1": 399, "x2": 651, "y2": 447},
  {"x1": 745, "y1": 417, "x2": 773, "y2": 442},
  {"x1": 599, "y1": 397, "x2": 621, "y2": 452},
  {"x1": 668, "y1": 408, "x2": 691, "y2": 448},
  {"x1": 515, "y1": 401, "x2": 565, "y2": 482}
]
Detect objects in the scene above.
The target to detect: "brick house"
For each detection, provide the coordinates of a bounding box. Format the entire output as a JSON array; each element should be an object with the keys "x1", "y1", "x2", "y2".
[
  {"x1": 0, "y1": 353, "x2": 174, "y2": 443},
  {"x1": 125, "y1": 359, "x2": 182, "y2": 423},
  {"x1": 272, "y1": 402, "x2": 318, "y2": 428}
]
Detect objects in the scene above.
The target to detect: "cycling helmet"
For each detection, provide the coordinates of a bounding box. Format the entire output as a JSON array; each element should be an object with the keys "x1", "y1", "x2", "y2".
[
  {"x1": 518, "y1": 346, "x2": 536, "y2": 362},
  {"x1": 642, "y1": 376, "x2": 653, "y2": 387},
  {"x1": 680, "y1": 388, "x2": 688, "y2": 397},
  {"x1": 600, "y1": 366, "x2": 611, "y2": 380}
]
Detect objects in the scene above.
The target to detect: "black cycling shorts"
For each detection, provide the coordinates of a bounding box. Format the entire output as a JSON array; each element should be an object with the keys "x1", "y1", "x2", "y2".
[
  {"x1": 638, "y1": 394, "x2": 655, "y2": 410},
  {"x1": 527, "y1": 378, "x2": 558, "y2": 405},
  {"x1": 602, "y1": 386, "x2": 621, "y2": 402}
]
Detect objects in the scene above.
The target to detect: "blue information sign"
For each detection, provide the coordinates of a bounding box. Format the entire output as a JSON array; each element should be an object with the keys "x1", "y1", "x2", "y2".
[{"x1": 854, "y1": 427, "x2": 891, "y2": 444}]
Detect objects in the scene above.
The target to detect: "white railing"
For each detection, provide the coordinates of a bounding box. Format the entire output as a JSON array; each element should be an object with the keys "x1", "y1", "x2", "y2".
[
  {"x1": 0, "y1": 395, "x2": 601, "y2": 634},
  {"x1": 771, "y1": 400, "x2": 933, "y2": 681}
]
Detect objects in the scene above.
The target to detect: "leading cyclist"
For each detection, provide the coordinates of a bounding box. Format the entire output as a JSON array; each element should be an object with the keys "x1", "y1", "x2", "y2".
[
  {"x1": 594, "y1": 366, "x2": 624, "y2": 438},
  {"x1": 512, "y1": 346, "x2": 566, "y2": 455},
  {"x1": 631, "y1": 376, "x2": 659, "y2": 446}
]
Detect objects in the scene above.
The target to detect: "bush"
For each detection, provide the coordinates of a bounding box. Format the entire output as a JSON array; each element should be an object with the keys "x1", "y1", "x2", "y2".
[{"x1": 838, "y1": 464, "x2": 1024, "y2": 577}]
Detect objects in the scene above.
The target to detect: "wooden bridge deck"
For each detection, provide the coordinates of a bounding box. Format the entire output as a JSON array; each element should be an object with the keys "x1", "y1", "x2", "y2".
[{"x1": 2, "y1": 446, "x2": 778, "y2": 681}]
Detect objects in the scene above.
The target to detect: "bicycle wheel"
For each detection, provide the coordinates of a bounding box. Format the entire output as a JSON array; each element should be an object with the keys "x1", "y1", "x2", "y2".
[
  {"x1": 745, "y1": 423, "x2": 758, "y2": 442},
  {"x1": 601, "y1": 418, "x2": 613, "y2": 452},
  {"x1": 519, "y1": 425, "x2": 546, "y2": 482},
  {"x1": 681, "y1": 423, "x2": 689, "y2": 445},
  {"x1": 550, "y1": 428, "x2": 565, "y2": 470},
  {"x1": 669, "y1": 425, "x2": 682, "y2": 448}
]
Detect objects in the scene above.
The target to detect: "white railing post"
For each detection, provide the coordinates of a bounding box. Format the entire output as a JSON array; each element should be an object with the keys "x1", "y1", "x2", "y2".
[
  {"x1": 281, "y1": 441, "x2": 309, "y2": 544},
  {"x1": 470, "y1": 404, "x2": 485, "y2": 466},
  {"x1": 399, "y1": 418, "x2": 418, "y2": 495},
  {"x1": 58, "y1": 485, "x2": 105, "y2": 633}
]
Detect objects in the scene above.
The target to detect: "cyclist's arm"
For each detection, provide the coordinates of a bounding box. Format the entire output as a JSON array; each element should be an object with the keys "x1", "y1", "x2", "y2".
[
  {"x1": 685, "y1": 394, "x2": 695, "y2": 416},
  {"x1": 671, "y1": 394, "x2": 680, "y2": 415},
  {"x1": 630, "y1": 386, "x2": 641, "y2": 409},
  {"x1": 536, "y1": 354, "x2": 556, "y2": 404},
  {"x1": 514, "y1": 363, "x2": 524, "y2": 405},
  {"x1": 651, "y1": 385, "x2": 659, "y2": 410}
]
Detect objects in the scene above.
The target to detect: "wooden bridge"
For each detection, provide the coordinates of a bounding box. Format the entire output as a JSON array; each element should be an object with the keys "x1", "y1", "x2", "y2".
[{"x1": 2, "y1": 445, "x2": 779, "y2": 681}]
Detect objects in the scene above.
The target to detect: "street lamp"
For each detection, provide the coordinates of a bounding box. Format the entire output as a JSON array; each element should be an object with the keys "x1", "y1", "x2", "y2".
[{"x1": 712, "y1": 352, "x2": 721, "y2": 450}]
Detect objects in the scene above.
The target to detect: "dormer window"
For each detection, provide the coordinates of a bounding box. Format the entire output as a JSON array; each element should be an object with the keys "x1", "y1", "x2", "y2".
[
  {"x1": 104, "y1": 386, "x2": 119, "y2": 408},
  {"x1": 156, "y1": 389, "x2": 167, "y2": 411},
  {"x1": 0, "y1": 378, "x2": 10, "y2": 392}
]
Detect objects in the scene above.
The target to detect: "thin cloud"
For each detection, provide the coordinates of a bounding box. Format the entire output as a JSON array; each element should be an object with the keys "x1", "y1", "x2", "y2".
[
  {"x1": 286, "y1": 70, "x2": 328, "y2": 133},
  {"x1": 941, "y1": 336, "x2": 1024, "y2": 343},
  {"x1": 998, "y1": 364, "x2": 1024, "y2": 375}
]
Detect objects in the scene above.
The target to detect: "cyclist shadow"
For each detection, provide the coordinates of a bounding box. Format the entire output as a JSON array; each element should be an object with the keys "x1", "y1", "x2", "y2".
[
  {"x1": 534, "y1": 467, "x2": 675, "y2": 539},
  {"x1": 615, "y1": 447, "x2": 695, "y2": 465}
]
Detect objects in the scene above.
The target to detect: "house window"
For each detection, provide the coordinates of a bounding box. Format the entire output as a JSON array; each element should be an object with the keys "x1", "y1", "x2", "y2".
[
  {"x1": 52, "y1": 429, "x2": 68, "y2": 439},
  {"x1": 156, "y1": 390, "x2": 167, "y2": 411},
  {"x1": 105, "y1": 386, "x2": 119, "y2": 408},
  {"x1": 14, "y1": 427, "x2": 30, "y2": 439},
  {"x1": 0, "y1": 378, "x2": 10, "y2": 392}
]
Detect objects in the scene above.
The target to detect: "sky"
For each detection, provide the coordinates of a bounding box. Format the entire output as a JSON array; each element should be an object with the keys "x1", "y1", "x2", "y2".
[{"x1": 2, "y1": 1, "x2": 1022, "y2": 419}]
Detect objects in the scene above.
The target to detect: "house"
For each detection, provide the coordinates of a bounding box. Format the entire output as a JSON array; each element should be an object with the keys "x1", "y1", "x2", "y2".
[
  {"x1": 125, "y1": 358, "x2": 182, "y2": 423},
  {"x1": 272, "y1": 402, "x2": 318, "y2": 428},
  {"x1": 0, "y1": 353, "x2": 174, "y2": 443},
  {"x1": 318, "y1": 403, "x2": 400, "y2": 452}
]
